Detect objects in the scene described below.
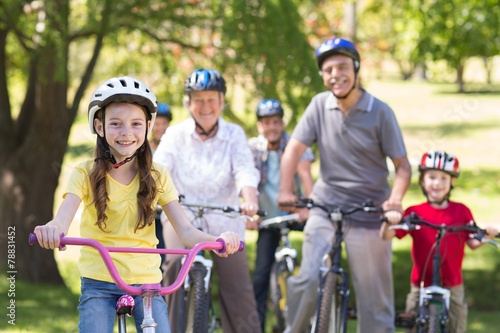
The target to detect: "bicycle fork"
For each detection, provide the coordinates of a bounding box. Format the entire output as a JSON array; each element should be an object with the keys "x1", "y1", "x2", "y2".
[
  {"x1": 312, "y1": 250, "x2": 350, "y2": 333},
  {"x1": 416, "y1": 286, "x2": 450, "y2": 332},
  {"x1": 182, "y1": 252, "x2": 213, "y2": 292}
]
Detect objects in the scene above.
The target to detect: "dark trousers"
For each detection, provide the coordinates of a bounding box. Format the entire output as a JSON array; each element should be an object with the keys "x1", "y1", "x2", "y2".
[
  {"x1": 155, "y1": 214, "x2": 165, "y2": 274},
  {"x1": 253, "y1": 222, "x2": 304, "y2": 332},
  {"x1": 253, "y1": 228, "x2": 281, "y2": 332}
]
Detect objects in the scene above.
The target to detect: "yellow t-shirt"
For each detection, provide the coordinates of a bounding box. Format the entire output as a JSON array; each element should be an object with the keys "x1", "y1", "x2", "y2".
[{"x1": 65, "y1": 160, "x2": 178, "y2": 284}]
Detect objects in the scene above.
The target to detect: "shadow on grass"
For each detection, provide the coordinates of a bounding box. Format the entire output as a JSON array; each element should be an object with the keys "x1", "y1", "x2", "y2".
[
  {"x1": 455, "y1": 169, "x2": 500, "y2": 196},
  {"x1": 0, "y1": 277, "x2": 79, "y2": 332},
  {"x1": 427, "y1": 82, "x2": 500, "y2": 96},
  {"x1": 402, "y1": 120, "x2": 500, "y2": 138}
]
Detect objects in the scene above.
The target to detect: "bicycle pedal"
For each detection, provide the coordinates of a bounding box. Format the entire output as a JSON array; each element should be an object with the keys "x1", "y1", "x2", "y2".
[
  {"x1": 395, "y1": 312, "x2": 416, "y2": 328},
  {"x1": 347, "y1": 307, "x2": 357, "y2": 319}
]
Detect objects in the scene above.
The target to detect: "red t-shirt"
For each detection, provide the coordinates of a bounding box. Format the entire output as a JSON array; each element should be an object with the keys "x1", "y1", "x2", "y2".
[{"x1": 395, "y1": 202, "x2": 474, "y2": 288}]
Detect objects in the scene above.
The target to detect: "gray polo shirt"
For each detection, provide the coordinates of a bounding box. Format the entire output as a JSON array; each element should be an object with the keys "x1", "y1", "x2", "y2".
[{"x1": 292, "y1": 90, "x2": 407, "y2": 227}]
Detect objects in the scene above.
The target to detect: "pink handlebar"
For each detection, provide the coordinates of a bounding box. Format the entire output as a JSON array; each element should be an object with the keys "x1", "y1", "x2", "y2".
[{"x1": 29, "y1": 233, "x2": 244, "y2": 296}]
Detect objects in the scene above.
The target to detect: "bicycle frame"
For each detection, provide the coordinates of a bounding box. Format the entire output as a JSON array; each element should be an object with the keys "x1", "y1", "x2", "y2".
[
  {"x1": 311, "y1": 209, "x2": 350, "y2": 333},
  {"x1": 259, "y1": 213, "x2": 300, "y2": 332},
  {"x1": 175, "y1": 196, "x2": 265, "y2": 333},
  {"x1": 282, "y1": 199, "x2": 383, "y2": 333},
  {"x1": 29, "y1": 233, "x2": 241, "y2": 333},
  {"x1": 415, "y1": 227, "x2": 451, "y2": 333},
  {"x1": 259, "y1": 213, "x2": 300, "y2": 271}
]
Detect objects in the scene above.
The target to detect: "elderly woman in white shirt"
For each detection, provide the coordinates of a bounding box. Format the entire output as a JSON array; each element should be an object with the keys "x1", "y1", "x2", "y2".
[{"x1": 153, "y1": 68, "x2": 262, "y2": 333}]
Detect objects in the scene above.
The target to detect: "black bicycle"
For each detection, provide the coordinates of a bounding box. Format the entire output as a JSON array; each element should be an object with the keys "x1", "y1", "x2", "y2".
[
  {"x1": 282, "y1": 199, "x2": 384, "y2": 333},
  {"x1": 176, "y1": 195, "x2": 266, "y2": 333},
  {"x1": 258, "y1": 213, "x2": 301, "y2": 332},
  {"x1": 390, "y1": 213, "x2": 499, "y2": 333}
]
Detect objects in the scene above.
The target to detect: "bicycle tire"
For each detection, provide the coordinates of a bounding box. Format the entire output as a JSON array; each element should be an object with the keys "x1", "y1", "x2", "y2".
[
  {"x1": 183, "y1": 264, "x2": 210, "y2": 333},
  {"x1": 269, "y1": 260, "x2": 292, "y2": 332},
  {"x1": 427, "y1": 303, "x2": 440, "y2": 333},
  {"x1": 316, "y1": 271, "x2": 344, "y2": 333}
]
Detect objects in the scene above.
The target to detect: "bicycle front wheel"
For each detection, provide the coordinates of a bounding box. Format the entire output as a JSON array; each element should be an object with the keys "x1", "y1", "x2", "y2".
[
  {"x1": 183, "y1": 264, "x2": 210, "y2": 333},
  {"x1": 427, "y1": 303, "x2": 441, "y2": 333},
  {"x1": 316, "y1": 271, "x2": 346, "y2": 333},
  {"x1": 269, "y1": 260, "x2": 293, "y2": 332}
]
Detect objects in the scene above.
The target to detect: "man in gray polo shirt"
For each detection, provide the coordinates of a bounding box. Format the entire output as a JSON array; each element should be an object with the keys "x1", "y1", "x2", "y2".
[{"x1": 278, "y1": 37, "x2": 411, "y2": 333}]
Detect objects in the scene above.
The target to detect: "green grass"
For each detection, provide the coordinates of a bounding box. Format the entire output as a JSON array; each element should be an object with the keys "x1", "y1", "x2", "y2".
[
  {"x1": 5, "y1": 79, "x2": 500, "y2": 332},
  {"x1": 2, "y1": 232, "x2": 500, "y2": 332},
  {"x1": 0, "y1": 277, "x2": 79, "y2": 333}
]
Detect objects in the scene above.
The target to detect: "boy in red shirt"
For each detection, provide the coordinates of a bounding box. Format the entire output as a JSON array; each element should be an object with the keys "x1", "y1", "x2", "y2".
[{"x1": 380, "y1": 150, "x2": 498, "y2": 333}]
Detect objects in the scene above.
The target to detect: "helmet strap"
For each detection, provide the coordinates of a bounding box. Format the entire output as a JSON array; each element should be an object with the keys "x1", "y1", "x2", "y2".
[
  {"x1": 421, "y1": 186, "x2": 453, "y2": 206},
  {"x1": 194, "y1": 118, "x2": 219, "y2": 138}
]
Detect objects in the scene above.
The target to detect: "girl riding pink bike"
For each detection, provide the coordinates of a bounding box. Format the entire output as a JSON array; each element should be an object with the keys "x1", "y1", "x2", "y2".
[{"x1": 32, "y1": 76, "x2": 240, "y2": 332}]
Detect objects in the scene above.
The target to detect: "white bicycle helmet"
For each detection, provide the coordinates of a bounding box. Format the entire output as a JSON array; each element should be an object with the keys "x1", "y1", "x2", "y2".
[
  {"x1": 419, "y1": 150, "x2": 460, "y2": 177},
  {"x1": 88, "y1": 76, "x2": 157, "y2": 134}
]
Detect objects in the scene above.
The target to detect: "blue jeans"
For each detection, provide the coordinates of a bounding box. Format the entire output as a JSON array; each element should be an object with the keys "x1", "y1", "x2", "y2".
[{"x1": 78, "y1": 277, "x2": 170, "y2": 333}]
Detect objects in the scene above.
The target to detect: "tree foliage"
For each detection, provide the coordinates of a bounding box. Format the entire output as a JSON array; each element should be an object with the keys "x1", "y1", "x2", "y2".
[
  {"x1": 361, "y1": 0, "x2": 500, "y2": 90},
  {"x1": 0, "y1": 0, "x2": 323, "y2": 284}
]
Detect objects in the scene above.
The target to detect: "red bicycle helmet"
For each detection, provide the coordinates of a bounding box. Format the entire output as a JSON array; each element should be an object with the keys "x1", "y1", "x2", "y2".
[{"x1": 419, "y1": 150, "x2": 460, "y2": 177}]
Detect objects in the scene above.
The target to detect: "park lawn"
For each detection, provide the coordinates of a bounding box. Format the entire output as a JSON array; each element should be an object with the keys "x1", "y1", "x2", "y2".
[
  {"x1": 1, "y1": 231, "x2": 500, "y2": 332},
  {"x1": 4, "y1": 80, "x2": 500, "y2": 332}
]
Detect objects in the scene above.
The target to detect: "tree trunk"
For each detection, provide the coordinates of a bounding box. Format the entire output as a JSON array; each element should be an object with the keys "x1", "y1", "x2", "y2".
[
  {"x1": 0, "y1": 43, "x2": 74, "y2": 285},
  {"x1": 482, "y1": 57, "x2": 492, "y2": 85},
  {"x1": 344, "y1": 1, "x2": 357, "y2": 42},
  {"x1": 457, "y1": 63, "x2": 465, "y2": 93}
]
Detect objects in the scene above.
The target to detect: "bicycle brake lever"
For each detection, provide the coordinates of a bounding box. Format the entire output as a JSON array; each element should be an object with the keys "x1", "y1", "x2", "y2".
[
  {"x1": 388, "y1": 224, "x2": 419, "y2": 231},
  {"x1": 473, "y1": 234, "x2": 500, "y2": 248}
]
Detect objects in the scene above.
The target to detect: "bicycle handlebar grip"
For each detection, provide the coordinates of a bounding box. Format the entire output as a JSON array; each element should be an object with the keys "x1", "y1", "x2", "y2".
[
  {"x1": 29, "y1": 233, "x2": 66, "y2": 250},
  {"x1": 28, "y1": 233, "x2": 37, "y2": 245},
  {"x1": 215, "y1": 238, "x2": 245, "y2": 253}
]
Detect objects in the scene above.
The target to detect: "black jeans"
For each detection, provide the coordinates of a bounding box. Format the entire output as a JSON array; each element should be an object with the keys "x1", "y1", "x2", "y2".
[
  {"x1": 253, "y1": 221, "x2": 304, "y2": 331},
  {"x1": 155, "y1": 213, "x2": 165, "y2": 274}
]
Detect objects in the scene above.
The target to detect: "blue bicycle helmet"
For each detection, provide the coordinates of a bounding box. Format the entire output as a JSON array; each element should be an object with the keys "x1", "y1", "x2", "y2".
[
  {"x1": 157, "y1": 103, "x2": 172, "y2": 121},
  {"x1": 315, "y1": 37, "x2": 360, "y2": 72},
  {"x1": 184, "y1": 68, "x2": 227, "y2": 94},
  {"x1": 256, "y1": 99, "x2": 284, "y2": 120}
]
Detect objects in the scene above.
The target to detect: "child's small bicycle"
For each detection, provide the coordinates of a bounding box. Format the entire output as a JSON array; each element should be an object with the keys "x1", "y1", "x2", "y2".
[
  {"x1": 390, "y1": 213, "x2": 499, "y2": 333},
  {"x1": 29, "y1": 233, "x2": 243, "y2": 333}
]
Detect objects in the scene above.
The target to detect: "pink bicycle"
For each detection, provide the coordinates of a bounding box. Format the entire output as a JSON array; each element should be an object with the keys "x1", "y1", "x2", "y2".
[{"x1": 29, "y1": 233, "x2": 243, "y2": 333}]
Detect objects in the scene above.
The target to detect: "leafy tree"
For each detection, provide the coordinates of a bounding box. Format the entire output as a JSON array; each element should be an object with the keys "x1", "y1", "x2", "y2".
[
  {"x1": 0, "y1": 0, "x2": 321, "y2": 284},
  {"x1": 361, "y1": 0, "x2": 426, "y2": 80},
  {"x1": 218, "y1": 0, "x2": 323, "y2": 129},
  {"x1": 421, "y1": 0, "x2": 500, "y2": 92},
  {"x1": 361, "y1": 0, "x2": 500, "y2": 90}
]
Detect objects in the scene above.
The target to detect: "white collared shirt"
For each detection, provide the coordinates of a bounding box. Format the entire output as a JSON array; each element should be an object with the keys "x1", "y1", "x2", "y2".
[{"x1": 154, "y1": 117, "x2": 259, "y2": 237}]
